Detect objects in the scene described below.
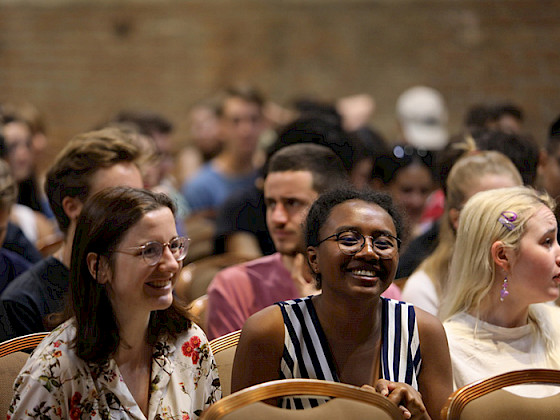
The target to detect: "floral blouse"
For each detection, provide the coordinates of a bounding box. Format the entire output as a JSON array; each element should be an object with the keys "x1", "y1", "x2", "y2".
[{"x1": 7, "y1": 319, "x2": 221, "y2": 419}]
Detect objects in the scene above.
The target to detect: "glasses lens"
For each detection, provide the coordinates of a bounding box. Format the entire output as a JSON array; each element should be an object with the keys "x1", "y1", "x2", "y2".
[
  {"x1": 142, "y1": 242, "x2": 162, "y2": 266},
  {"x1": 170, "y1": 237, "x2": 188, "y2": 261},
  {"x1": 337, "y1": 231, "x2": 363, "y2": 255},
  {"x1": 373, "y1": 236, "x2": 397, "y2": 258}
]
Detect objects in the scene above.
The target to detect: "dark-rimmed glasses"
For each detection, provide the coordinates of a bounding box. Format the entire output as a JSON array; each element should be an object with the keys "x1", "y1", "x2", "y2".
[
  {"x1": 315, "y1": 230, "x2": 400, "y2": 259},
  {"x1": 114, "y1": 236, "x2": 190, "y2": 266}
]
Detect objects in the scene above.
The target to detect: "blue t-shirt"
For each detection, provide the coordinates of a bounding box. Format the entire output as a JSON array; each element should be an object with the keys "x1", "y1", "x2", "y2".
[{"x1": 182, "y1": 162, "x2": 258, "y2": 213}]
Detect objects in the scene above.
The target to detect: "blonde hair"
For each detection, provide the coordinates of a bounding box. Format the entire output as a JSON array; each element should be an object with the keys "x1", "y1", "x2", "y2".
[
  {"x1": 420, "y1": 150, "x2": 522, "y2": 297},
  {"x1": 440, "y1": 186, "x2": 555, "y2": 321}
]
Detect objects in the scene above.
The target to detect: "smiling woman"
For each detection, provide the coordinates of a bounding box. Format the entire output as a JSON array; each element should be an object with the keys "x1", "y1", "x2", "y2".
[
  {"x1": 8, "y1": 187, "x2": 221, "y2": 419},
  {"x1": 231, "y1": 187, "x2": 452, "y2": 420}
]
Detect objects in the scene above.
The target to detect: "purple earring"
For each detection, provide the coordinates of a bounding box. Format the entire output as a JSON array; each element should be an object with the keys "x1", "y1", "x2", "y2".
[{"x1": 500, "y1": 275, "x2": 509, "y2": 302}]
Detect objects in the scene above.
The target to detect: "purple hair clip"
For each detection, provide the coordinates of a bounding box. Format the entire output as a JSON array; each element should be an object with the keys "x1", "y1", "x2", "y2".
[{"x1": 498, "y1": 211, "x2": 518, "y2": 231}]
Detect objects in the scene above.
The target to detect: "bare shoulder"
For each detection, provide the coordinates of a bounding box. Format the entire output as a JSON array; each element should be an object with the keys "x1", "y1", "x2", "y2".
[
  {"x1": 231, "y1": 305, "x2": 285, "y2": 392},
  {"x1": 238, "y1": 304, "x2": 285, "y2": 350},
  {"x1": 415, "y1": 306, "x2": 447, "y2": 342}
]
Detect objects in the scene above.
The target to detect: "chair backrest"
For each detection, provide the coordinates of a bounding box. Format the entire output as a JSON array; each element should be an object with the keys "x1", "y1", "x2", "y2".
[
  {"x1": 175, "y1": 253, "x2": 252, "y2": 303},
  {"x1": 190, "y1": 294, "x2": 209, "y2": 333},
  {"x1": 209, "y1": 329, "x2": 242, "y2": 397},
  {"x1": 0, "y1": 351, "x2": 29, "y2": 417},
  {"x1": 201, "y1": 378, "x2": 403, "y2": 420},
  {"x1": 0, "y1": 331, "x2": 49, "y2": 358},
  {"x1": 441, "y1": 369, "x2": 560, "y2": 420},
  {"x1": 0, "y1": 332, "x2": 48, "y2": 416}
]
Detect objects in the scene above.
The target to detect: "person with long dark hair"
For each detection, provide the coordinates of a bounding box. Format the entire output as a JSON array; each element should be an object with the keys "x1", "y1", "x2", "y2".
[{"x1": 9, "y1": 187, "x2": 220, "y2": 418}]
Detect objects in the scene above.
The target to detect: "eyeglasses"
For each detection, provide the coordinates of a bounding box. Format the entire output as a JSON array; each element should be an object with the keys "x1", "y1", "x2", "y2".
[
  {"x1": 114, "y1": 236, "x2": 190, "y2": 266},
  {"x1": 315, "y1": 230, "x2": 400, "y2": 259}
]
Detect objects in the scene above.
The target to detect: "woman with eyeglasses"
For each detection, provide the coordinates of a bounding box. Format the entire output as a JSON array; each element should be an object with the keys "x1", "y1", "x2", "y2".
[
  {"x1": 232, "y1": 187, "x2": 451, "y2": 420},
  {"x1": 9, "y1": 187, "x2": 221, "y2": 419}
]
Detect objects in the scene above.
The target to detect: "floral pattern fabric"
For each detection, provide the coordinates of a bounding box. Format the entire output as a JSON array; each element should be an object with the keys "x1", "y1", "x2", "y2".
[{"x1": 7, "y1": 319, "x2": 221, "y2": 419}]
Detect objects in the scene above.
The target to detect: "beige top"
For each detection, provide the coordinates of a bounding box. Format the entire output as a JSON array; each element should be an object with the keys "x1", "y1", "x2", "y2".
[{"x1": 444, "y1": 303, "x2": 560, "y2": 397}]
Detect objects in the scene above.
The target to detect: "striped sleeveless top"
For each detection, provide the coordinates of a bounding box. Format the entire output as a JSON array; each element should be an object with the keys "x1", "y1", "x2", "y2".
[{"x1": 275, "y1": 296, "x2": 421, "y2": 409}]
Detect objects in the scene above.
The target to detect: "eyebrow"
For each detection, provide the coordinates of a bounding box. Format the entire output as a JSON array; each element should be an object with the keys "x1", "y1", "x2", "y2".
[{"x1": 335, "y1": 225, "x2": 395, "y2": 236}]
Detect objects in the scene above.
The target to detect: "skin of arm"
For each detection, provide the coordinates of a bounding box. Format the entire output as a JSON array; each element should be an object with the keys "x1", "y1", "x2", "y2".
[
  {"x1": 415, "y1": 308, "x2": 453, "y2": 420},
  {"x1": 231, "y1": 305, "x2": 285, "y2": 394}
]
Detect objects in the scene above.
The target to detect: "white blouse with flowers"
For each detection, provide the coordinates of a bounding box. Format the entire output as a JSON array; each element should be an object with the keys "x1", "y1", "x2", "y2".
[{"x1": 8, "y1": 319, "x2": 221, "y2": 420}]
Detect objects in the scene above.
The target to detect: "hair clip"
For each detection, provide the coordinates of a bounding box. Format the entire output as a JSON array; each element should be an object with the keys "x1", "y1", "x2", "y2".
[{"x1": 498, "y1": 211, "x2": 518, "y2": 231}]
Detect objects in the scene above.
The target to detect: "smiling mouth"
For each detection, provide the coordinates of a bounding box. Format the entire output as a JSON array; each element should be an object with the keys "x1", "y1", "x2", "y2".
[
  {"x1": 147, "y1": 279, "x2": 171, "y2": 289},
  {"x1": 352, "y1": 269, "x2": 378, "y2": 278}
]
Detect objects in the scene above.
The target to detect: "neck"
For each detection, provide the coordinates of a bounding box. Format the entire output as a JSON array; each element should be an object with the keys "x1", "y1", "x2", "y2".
[
  {"x1": 478, "y1": 289, "x2": 530, "y2": 328},
  {"x1": 215, "y1": 150, "x2": 255, "y2": 175},
  {"x1": 114, "y1": 309, "x2": 152, "y2": 360}
]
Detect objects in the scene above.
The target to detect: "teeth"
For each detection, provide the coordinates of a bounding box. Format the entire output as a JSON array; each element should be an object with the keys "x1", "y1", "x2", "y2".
[
  {"x1": 352, "y1": 269, "x2": 376, "y2": 277},
  {"x1": 148, "y1": 280, "x2": 171, "y2": 288}
]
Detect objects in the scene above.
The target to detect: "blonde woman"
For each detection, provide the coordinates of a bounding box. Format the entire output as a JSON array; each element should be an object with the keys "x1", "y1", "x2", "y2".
[
  {"x1": 441, "y1": 186, "x2": 560, "y2": 395},
  {"x1": 402, "y1": 150, "x2": 522, "y2": 315}
]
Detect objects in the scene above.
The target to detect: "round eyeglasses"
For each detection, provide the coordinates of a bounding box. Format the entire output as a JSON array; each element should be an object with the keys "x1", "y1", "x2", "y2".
[
  {"x1": 114, "y1": 236, "x2": 190, "y2": 266},
  {"x1": 315, "y1": 230, "x2": 400, "y2": 259}
]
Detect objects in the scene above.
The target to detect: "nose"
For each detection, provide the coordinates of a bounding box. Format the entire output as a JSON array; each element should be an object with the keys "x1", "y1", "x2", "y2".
[
  {"x1": 158, "y1": 245, "x2": 180, "y2": 272},
  {"x1": 270, "y1": 203, "x2": 288, "y2": 224},
  {"x1": 354, "y1": 236, "x2": 380, "y2": 260}
]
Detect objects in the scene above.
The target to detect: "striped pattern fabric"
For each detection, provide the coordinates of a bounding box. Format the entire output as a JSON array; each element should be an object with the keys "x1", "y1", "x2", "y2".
[{"x1": 276, "y1": 296, "x2": 421, "y2": 409}]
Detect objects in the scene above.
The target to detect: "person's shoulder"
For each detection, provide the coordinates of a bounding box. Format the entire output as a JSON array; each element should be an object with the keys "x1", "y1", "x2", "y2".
[
  {"x1": 1, "y1": 257, "x2": 65, "y2": 300},
  {"x1": 25, "y1": 320, "x2": 80, "y2": 371},
  {"x1": 240, "y1": 305, "x2": 284, "y2": 346},
  {"x1": 211, "y1": 254, "x2": 279, "y2": 287}
]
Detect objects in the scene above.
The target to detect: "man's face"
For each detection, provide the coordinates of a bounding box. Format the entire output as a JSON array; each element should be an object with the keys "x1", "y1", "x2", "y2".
[
  {"x1": 3, "y1": 121, "x2": 34, "y2": 182},
  {"x1": 88, "y1": 162, "x2": 144, "y2": 197},
  {"x1": 219, "y1": 97, "x2": 263, "y2": 156},
  {"x1": 264, "y1": 170, "x2": 318, "y2": 256}
]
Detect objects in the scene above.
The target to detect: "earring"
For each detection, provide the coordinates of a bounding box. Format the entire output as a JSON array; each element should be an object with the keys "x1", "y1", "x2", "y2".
[{"x1": 500, "y1": 275, "x2": 509, "y2": 302}]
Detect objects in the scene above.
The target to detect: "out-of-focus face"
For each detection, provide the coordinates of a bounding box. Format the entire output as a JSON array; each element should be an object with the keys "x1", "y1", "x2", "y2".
[
  {"x1": 88, "y1": 162, "x2": 143, "y2": 198},
  {"x1": 388, "y1": 163, "x2": 433, "y2": 224},
  {"x1": 307, "y1": 199, "x2": 398, "y2": 299},
  {"x1": 497, "y1": 115, "x2": 522, "y2": 134},
  {"x1": 505, "y1": 205, "x2": 560, "y2": 305},
  {"x1": 3, "y1": 121, "x2": 34, "y2": 182},
  {"x1": 264, "y1": 170, "x2": 318, "y2": 256},
  {"x1": 450, "y1": 173, "x2": 521, "y2": 231},
  {"x1": 350, "y1": 157, "x2": 373, "y2": 190},
  {"x1": 189, "y1": 106, "x2": 221, "y2": 156},
  {"x1": 220, "y1": 97, "x2": 263, "y2": 157},
  {"x1": 104, "y1": 207, "x2": 181, "y2": 317}
]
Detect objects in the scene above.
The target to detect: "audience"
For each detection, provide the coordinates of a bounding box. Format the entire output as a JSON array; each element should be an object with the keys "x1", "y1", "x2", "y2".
[
  {"x1": 402, "y1": 149, "x2": 523, "y2": 315},
  {"x1": 0, "y1": 128, "x2": 143, "y2": 338},
  {"x1": 0, "y1": 159, "x2": 31, "y2": 295},
  {"x1": 537, "y1": 114, "x2": 560, "y2": 240},
  {"x1": 207, "y1": 143, "x2": 350, "y2": 340},
  {"x1": 441, "y1": 186, "x2": 560, "y2": 395},
  {"x1": 232, "y1": 187, "x2": 452, "y2": 419},
  {"x1": 372, "y1": 145, "x2": 437, "y2": 244},
  {"x1": 8, "y1": 187, "x2": 220, "y2": 418},
  {"x1": 182, "y1": 85, "x2": 265, "y2": 219}
]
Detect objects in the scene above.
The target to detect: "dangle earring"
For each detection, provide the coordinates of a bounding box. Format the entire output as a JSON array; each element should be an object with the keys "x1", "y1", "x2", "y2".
[{"x1": 500, "y1": 275, "x2": 509, "y2": 302}]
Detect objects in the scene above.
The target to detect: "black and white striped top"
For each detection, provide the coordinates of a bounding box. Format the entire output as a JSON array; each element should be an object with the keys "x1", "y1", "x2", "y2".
[{"x1": 275, "y1": 296, "x2": 421, "y2": 409}]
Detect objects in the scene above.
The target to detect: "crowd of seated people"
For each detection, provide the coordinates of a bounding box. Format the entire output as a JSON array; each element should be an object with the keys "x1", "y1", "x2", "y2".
[{"x1": 1, "y1": 91, "x2": 560, "y2": 419}]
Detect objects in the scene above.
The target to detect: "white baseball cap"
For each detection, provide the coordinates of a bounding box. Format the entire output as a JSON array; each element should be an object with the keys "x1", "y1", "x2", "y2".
[{"x1": 396, "y1": 86, "x2": 449, "y2": 150}]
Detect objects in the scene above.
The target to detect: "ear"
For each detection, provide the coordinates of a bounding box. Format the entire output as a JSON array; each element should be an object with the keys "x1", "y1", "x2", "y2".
[
  {"x1": 62, "y1": 196, "x2": 84, "y2": 223},
  {"x1": 491, "y1": 240, "x2": 512, "y2": 273},
  {"x1": 306, "y1": 246, "x2": 319, "y2": 274},
  {"x1": 449, "y1": 208, "x2": 461, "y2": 232},
  {"x1": 86, "y1": 252, "x2": 109, "y2": 284}
]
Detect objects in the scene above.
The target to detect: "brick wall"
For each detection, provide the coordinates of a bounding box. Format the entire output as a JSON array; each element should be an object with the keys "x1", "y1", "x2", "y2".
[{"x1": 1, "y1": 0, "x2": 560, "y2": 171}]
